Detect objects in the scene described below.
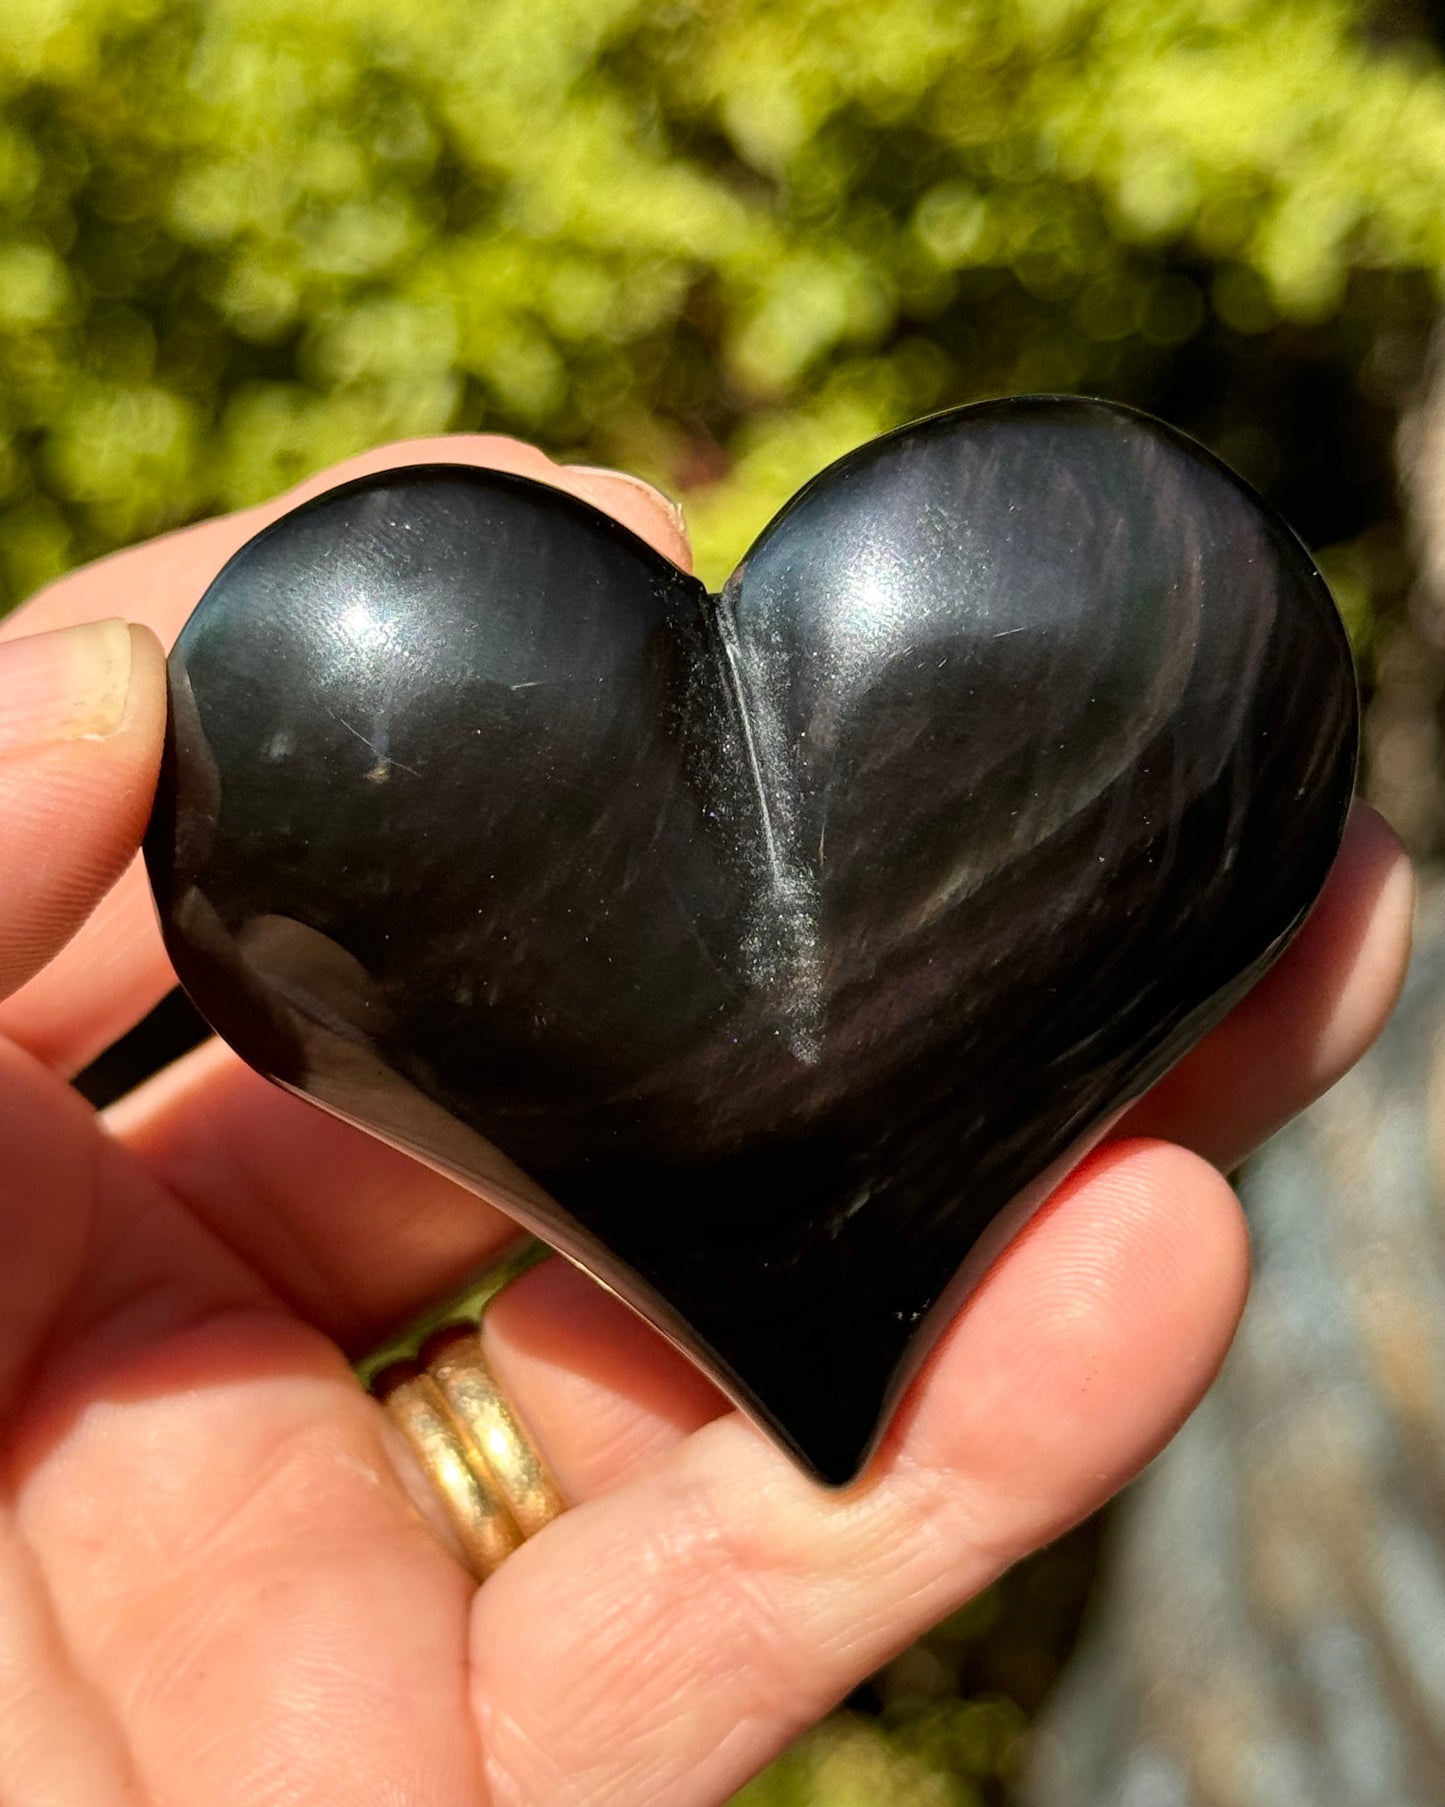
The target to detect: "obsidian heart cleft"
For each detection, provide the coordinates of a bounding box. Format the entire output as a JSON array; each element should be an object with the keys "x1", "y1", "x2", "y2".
[{"x1": 144, "y1": 396, "x2": 1358, "y2": 1484}]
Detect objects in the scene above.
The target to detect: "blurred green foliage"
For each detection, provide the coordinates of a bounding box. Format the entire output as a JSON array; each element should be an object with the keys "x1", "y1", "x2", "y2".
[
  {"x1": 1, "y1": 0, "x2": 1444, "y2": 625},
  {"x1": 8, "y1": 1, "x2": 1445, "y2": 1799},
  {"x1": 729, "y1": 1523, "x2": 1100, "y2": 1806}
]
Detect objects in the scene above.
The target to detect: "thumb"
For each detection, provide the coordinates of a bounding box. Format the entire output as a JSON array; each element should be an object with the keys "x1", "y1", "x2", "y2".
[{"x1": 0, "y1": 620, "x2": 166, "y2": 1001}]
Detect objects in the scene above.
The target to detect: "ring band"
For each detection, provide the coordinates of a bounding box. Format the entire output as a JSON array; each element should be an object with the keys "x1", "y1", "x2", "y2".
[
  {"x1": 422, "y1": 1325, "x2": 567, "y2": 1539},
  {"x1": 374, "y1": 1321, "x2": 565, "y2": 1580},
  {"x1": 376, "y1": 1365, "x2": 526, "y2": 1579}
]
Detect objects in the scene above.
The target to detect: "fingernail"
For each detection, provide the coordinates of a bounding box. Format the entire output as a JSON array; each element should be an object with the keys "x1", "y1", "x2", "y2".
[
  {"x1": 0, "y1": 619, "x2": 135, "y2": 757},
  {"x1": 565, "y1": 465, "x2": 688, "y2": 536}
]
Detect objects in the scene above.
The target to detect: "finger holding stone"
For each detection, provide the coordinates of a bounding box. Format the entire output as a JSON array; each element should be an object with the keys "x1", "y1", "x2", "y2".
[
  {"x1": 1121, "y1": 800, "x2": 1413, "y2": 1170},
  {"x1": 0, "y1": 621, "x2": 165, "y2": 1004},
  {"x1": 106, "y1": 1038, "x2": 525, "y2": 1352},
  {"x1": 478, "y1": 1258, "x2": 729, "y2": 1501},
  {"x1": 469, "y1": 1138, "x2": 1249, "y2": 1807}
]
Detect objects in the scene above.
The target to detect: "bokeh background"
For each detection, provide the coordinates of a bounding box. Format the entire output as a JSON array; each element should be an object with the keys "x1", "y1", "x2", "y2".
[{"x1": 7, "y1": 1, "x2": 1445, "y2": 1800}]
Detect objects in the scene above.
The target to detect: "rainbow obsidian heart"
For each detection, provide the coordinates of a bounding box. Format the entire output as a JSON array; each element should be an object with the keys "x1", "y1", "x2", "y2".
[{"x1": 145, "y1": 396, "x2": 1357, "y2": 1484}]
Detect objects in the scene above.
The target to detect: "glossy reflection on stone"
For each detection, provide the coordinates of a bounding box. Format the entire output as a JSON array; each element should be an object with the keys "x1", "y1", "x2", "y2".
[{"x1": 145, "y1": 397, "x2": 1358, "y2": 1485}]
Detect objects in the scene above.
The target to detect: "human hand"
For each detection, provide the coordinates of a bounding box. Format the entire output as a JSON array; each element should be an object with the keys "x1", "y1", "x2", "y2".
[{"x1": 0, "y1": 440, "x2": 1413, "y2": 1807}]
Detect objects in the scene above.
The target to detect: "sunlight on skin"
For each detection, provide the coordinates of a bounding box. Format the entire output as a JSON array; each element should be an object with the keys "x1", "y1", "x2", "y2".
[{"x1": 0, "y1": 438, "x2": 1414, "y2": 1806}]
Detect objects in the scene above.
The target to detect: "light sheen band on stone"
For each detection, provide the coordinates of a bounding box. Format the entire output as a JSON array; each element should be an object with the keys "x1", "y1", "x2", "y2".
[{"x1": 423, "y1": 1325, "x2": 567, "y2": 1540}]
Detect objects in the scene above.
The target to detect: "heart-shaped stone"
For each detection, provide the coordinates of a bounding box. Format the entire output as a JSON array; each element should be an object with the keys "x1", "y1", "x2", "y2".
[{"x1": 145, "y1": 396, "x2": 1357, "y2": 1484}]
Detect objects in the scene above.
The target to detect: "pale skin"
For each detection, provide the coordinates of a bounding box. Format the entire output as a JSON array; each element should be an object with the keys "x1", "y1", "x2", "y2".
[{"x1": 0, "y1": 436, "x2": 1416, "y2": 1807}]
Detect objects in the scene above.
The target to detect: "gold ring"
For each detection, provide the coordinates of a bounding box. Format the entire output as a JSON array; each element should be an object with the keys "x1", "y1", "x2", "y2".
[
  {"x1": 373, "y1": 1320, "x2": 565, "y2": 1581},
  {"x1": 421, "y1": 1325, "x2": 567, "y2": 1539}
]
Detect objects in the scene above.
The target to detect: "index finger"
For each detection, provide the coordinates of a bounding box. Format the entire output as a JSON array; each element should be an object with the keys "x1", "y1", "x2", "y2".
[{"x1": 0, "y1": 438, "x2": 692, "y2": 1074}]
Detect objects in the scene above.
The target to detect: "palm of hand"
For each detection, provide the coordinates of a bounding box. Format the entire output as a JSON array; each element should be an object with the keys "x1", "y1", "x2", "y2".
[{"x1": 0, "y1": 440, "x2": 1413, "y2": 1807}]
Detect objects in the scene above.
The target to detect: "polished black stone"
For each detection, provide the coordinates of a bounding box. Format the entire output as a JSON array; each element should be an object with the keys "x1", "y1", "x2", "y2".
[{"x1": 145, "y1": 397, "x2": 1358, "y2": 1484}]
